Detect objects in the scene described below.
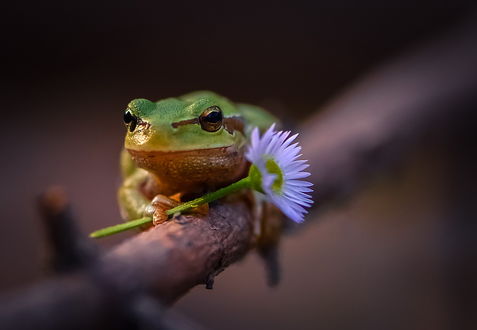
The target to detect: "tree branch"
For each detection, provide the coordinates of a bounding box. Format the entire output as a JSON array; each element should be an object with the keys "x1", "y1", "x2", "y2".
[
  {"x1": 1, "y1": 199, "x2": 250, "y2": 330},
  {"x1": 101, "y1": 200, "x2": 255, "y2": 304}
]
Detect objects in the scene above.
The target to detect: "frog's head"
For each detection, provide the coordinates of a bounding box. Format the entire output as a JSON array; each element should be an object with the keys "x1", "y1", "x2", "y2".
[
  {"x1": 124, "y1": 91, "x2": 245, "y2": 152},
  {"x1": 123, "y1": 92, "x2": 248, "y2": 189}
]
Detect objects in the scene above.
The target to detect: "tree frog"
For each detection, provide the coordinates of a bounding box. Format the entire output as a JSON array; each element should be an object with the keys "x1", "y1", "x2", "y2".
[{"x1": 118, "y1": 91, "x2": 278, "y2": 225}]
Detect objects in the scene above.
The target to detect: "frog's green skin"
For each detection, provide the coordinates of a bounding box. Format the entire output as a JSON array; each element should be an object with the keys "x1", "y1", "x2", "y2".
[{"x1": 118, "y1": 91, "x2": 278, "y2": 221}]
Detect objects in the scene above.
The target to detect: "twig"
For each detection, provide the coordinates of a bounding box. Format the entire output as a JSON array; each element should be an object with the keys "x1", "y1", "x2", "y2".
[{"x1": 39, "y1": 186, "x2": 97, "y2": 272}]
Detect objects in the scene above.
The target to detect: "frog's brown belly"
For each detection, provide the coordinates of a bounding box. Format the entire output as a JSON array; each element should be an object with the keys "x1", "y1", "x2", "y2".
[{"x1": 127, "y1": 145, "x2": 248, "y2": 197}]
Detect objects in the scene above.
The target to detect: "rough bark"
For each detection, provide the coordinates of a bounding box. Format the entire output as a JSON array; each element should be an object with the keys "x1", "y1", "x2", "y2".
[
  {"x1": 101, "y1": 200, "x2": 255, "y2": 304},
  {"x1": 1, "y1": 200, "x2": 252, "y2": 330}
]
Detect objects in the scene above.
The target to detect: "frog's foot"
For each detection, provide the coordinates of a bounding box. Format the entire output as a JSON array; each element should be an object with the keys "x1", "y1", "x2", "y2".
[{"x1": 145, "y1": 194, "x2": 181, "y2": 226}]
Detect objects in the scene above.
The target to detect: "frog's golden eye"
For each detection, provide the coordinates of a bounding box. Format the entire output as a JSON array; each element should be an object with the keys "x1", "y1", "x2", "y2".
[
  {"x1": 124, "y1": 109, "x2": 138, "y2": 132},
  {"x1": 199, "y1": 106, "x2": 223, "y2": 132}
]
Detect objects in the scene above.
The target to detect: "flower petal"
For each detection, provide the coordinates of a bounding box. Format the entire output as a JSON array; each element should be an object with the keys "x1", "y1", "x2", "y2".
[{"x1": 245, "y1": 124, "x2": 314, "y2": 223}]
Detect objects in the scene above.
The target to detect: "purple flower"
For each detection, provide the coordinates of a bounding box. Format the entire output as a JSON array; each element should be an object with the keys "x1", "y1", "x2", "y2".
[{"x1": 245, "y1": 124, "x2": 314, "y2": 223}]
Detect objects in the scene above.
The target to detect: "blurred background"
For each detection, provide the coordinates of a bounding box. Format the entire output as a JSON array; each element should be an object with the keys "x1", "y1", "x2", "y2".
[{"x1": 1, "y1": 1, "x2": 476, "y2": 329}]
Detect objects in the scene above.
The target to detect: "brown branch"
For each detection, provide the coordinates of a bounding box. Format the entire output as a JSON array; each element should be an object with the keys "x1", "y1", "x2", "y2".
[
  {"x1": 2, "y1": 13, "x2": 477, "y2": 330},
  {"x1": 1, "y1": 198, "x2": 248, "y2": 330},
  {"x1": 101, "y1": 200, "x2": 255, "y2": 304},
  {"x1": 39, "y1": 186, "x2": 97, "y2": 272}
]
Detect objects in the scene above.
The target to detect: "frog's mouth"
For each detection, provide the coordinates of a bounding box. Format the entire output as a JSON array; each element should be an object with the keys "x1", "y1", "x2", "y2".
[{"x1": 126, "y1": 144, "x2": 235, "y2": 156}]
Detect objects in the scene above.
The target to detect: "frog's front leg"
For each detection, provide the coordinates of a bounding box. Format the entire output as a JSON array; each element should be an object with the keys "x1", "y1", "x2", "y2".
[
  {"x1": 118, "y1": 169, "x2": 151, "y2": 221},
  {"x1": 118, "y1": 169, "x2": 183, "y2": 225},
  {"x1": 145, "y1": 194, "x2": 181, "y2": 225},
  {"x1": 147, "y1": 193, "x2": 212, "y2": 225}
]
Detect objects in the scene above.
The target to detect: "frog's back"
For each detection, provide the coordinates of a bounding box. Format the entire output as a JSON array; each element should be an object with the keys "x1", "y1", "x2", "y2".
[{"x1": 235, "y1": 103, "x2": 279, "y2": 135}]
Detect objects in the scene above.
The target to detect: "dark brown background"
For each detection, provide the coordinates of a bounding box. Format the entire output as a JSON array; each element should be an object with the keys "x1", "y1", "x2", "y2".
[{"x1": 1, "y1": 1, "x2": 476, "y2": 329}]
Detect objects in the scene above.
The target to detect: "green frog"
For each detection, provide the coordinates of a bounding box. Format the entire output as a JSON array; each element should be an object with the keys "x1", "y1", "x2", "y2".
[{"x1": 118, "y1": 90, "x2": 278, "y2": 225}]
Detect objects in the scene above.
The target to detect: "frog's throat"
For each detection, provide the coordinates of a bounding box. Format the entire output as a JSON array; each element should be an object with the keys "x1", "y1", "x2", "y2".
[{"x1": 126, "y1": 145, "x2": 248, "y2": 195}]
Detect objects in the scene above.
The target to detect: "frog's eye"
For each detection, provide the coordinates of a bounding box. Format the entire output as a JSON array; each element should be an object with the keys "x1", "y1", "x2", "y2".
[
  {"x1": 199, "y1": 106, "x2": 223, "y2": 132},
  {"x1": 123, "y1": 109, "x2": 138, "y2": 132}
]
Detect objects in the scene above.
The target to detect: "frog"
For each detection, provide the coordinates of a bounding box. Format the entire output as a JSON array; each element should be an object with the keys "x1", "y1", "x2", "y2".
[{"x1": 118, "y1": 90, "x2": 279, "y2": 226}]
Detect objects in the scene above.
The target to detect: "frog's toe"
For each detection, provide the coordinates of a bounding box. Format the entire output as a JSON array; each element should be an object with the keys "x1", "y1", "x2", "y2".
[
  {"x1": 169, "y1": 193, "x2": 182, "y2": 202},
  {"x1": 146, "y1": 194, "x2": 181, "y2": 226},
  {"x1": 152, "y1": 209, "x2": 168, "y2": 226}
]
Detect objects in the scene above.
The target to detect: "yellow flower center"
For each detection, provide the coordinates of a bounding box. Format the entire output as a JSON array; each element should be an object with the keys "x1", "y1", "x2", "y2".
[
  {"x1": 265, "y1": 158, "x2": 284, "y2": 193},
  {"x1": 248, "y1": 157, "x2": 284, "y2": 194}
]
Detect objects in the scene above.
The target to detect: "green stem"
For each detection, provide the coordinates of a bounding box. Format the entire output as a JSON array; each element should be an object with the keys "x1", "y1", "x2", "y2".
[
  {"x1": 89, "y1": 176, "x2": 252, "y2": 239},
  {"x1": 166, "y1": 176, "x2": 251, "y2": 215},
  {"x1": 89, "y1": 217, "x2": 151, "y2": 238}
]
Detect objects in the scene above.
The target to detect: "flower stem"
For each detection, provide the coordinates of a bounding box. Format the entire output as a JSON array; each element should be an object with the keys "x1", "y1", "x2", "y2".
[
  {"x1": 89, "y1": 217, "x2": 151, "y2": 238},
  {"x1": 165, "y1": 176, "x2": 251, "y2": 215},
  {"x1": 89, "y1": 176, "x2": 252, "y2": 238}
]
